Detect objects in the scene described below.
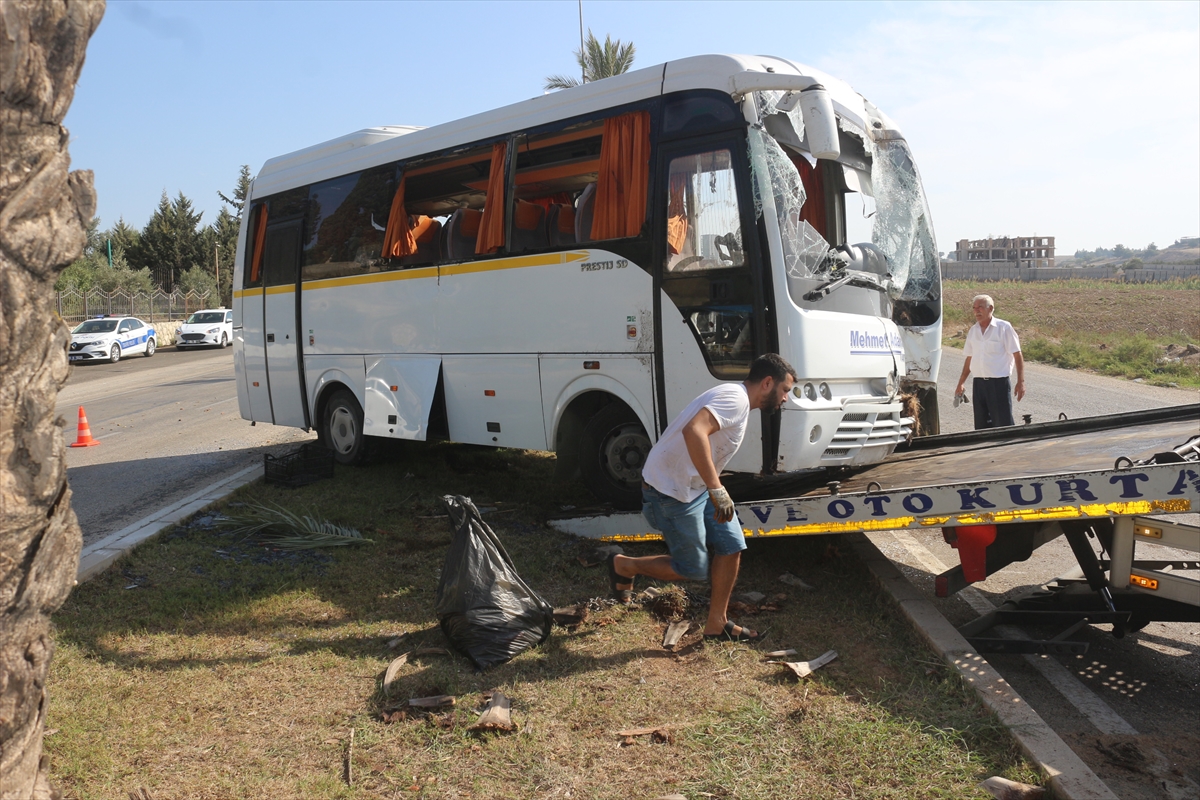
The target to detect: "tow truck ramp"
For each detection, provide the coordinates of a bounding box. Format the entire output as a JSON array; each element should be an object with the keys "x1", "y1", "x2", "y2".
[{"x1": 550, "y1": 404, "x2": 1200, "y2": 651}]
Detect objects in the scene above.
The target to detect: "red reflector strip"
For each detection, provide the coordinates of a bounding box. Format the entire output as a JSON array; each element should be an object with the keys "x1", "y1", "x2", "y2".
[
  {"x1": 390, "y1": 385, "x2": 398, "y2": 391},
  {"x1": 1131, "y1": 574, "x2": 1158, "y2": 590},
  {"x1": 484, "y1": 390, "x2": 496, "y2": 396},
  {"x1": 584, "y1": 361, "x2": 600, "y2": 370}
]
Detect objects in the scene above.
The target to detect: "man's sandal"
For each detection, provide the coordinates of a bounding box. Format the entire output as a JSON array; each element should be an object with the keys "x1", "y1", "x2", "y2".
[
  {"x1": 703, "y1": 620, "x2": 768, "y2": 643},
  {"x1": 607, "y1": 553, "x2": 634, "y2": 604}
]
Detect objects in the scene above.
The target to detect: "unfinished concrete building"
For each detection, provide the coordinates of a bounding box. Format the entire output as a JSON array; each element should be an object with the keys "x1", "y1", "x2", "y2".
[{"x1": 955, "y1": 236, "x2": 1055, "y2": 268}]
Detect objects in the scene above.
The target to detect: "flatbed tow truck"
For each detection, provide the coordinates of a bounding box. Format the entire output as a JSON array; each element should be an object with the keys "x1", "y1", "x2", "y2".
[{"x1": 550, "y1": 403, "x2": 1200, "y2": 653}]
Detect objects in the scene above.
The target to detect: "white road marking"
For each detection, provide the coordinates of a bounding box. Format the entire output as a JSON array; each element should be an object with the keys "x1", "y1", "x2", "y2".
[{"x1": 886, "y1": 530, "x2": 1140, "y2": 736}]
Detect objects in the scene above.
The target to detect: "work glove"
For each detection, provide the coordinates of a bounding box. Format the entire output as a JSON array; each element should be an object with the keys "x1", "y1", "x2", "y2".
[{"x1": 709, "y1": 486, "x2": 735, "y2": 523}]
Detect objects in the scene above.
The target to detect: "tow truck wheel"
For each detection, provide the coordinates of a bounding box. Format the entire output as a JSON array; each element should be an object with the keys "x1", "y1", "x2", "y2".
[
  {"x1": 108, "y1": 343, "x2": 121, "y2": 363},
  {"x1": 144, "y1": 337, "x2": 155, "y2": 357},
  {"x1": 321, "y1": 388, "x2": 367, "y2": 466},
  {"x1": 581, "y1": 402, "x2": 651, "y2": 510}
]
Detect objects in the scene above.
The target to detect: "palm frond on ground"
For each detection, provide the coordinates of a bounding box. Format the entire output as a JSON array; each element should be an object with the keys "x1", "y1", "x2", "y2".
[
  {"x1": 223, "y1": 501, "x2": 374, "y2": 549},
  {"x1": 544, "y1": 30, "x2": 635, "y2": 91}
]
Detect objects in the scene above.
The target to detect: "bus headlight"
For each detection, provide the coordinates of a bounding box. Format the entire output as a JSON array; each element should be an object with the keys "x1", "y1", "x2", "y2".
[{"x1": 803, "y1": 383, "x2": 817, "y2": 401}]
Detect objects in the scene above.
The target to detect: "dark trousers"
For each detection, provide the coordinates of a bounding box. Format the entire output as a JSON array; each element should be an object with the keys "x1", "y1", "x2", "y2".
[{"x1": 973, "y1": 376, "x2": 1014, "y2": 429}]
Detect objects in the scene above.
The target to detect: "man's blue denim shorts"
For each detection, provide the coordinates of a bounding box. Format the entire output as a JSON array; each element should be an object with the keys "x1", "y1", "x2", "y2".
[{"x1": 641, "y1": 484, "x2": 747, "y2": 581}]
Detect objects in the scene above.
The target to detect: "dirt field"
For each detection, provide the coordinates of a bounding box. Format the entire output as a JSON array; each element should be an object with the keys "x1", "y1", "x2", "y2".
[{"x1": 942, "y1": 281, "x2": 1200, "y2": 342}]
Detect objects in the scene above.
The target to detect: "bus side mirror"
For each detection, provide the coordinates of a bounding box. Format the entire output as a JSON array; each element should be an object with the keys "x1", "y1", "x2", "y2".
[{"x1": 790, "y1": 85, "x2": 840, "y2": 161}]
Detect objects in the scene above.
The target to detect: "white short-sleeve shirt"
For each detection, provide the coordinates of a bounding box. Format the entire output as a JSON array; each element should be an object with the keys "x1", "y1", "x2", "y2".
[
  {"x1": 641, "y1": 383, "x2": 750, "y2": 503},
  {"x1": 963, "y1": 317, "x2": 1021, "y2": 378}
]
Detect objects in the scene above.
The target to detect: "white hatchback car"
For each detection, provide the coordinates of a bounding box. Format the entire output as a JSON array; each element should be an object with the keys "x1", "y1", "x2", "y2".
[
  {"x1": 176, "y1": 308, "x2": 234, "y2": 349},
  {"x1": 69, "y1": 316, "x2": 157, "y2": 363}
]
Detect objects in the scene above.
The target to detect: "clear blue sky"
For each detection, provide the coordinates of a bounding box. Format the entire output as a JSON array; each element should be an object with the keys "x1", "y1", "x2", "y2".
[{"x1": 65, "y1": 0, "x2": 1199, "y2": 255}]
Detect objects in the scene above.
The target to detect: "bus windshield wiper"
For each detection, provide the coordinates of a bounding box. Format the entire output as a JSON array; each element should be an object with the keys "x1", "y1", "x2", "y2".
[{"x1": 803, "y1": 270, "x2": 891, "y2": 302}]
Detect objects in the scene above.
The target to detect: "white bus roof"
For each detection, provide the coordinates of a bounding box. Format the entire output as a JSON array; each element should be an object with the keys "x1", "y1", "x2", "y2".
[{"x1": 252, "y1": 54, "x2": 895, "y2": 199}]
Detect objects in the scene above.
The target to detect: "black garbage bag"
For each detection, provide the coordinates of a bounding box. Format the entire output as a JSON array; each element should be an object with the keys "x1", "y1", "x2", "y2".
[{"x1": 435, "y1": 495, "x2": 553, "y2": 670}]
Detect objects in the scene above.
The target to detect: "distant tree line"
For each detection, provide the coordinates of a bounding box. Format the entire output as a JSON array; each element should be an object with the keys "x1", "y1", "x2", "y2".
[
  {"x1": 1073, "y1": 237, "x2": 1200, "y2": 262},
  {"x1": 56, "y1": 166, "x2": 251, "y2": 304}
]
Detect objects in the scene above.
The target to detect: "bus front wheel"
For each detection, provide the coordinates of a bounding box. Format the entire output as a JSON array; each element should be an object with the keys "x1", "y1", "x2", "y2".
[
  {"x1": 321, "y1": 388, "x2": 367, "y2": 465},
  {"x1": 581, "y1": 403, "x2": 650, "y2": 510}
]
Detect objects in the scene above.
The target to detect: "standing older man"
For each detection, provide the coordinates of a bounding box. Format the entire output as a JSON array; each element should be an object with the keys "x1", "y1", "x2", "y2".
[{"x1": 954, "y1": 294, "x2": 1025, "y2": 429}]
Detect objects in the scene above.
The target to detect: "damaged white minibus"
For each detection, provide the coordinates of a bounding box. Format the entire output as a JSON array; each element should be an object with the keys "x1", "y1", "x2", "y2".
[{"x1": 233, "y1": 54, "x2": 942, "y2": 508}]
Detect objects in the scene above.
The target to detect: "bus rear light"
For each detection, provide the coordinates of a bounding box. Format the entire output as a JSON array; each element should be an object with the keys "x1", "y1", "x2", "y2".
[
  {"x1": 390, "y1": 385, "x2": 398, "y2": 392},
  {"x1": 1131, "y1": 574, "x2": 1158, "y2": 590},
  {"x1": 484, "y1": 390, "x2": 495, "y2": 396},
  {"x1": 584, "y1": 361, "x2": 600, "y2": 370}
]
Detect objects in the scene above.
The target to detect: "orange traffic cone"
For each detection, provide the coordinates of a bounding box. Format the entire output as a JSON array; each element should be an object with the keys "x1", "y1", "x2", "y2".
[{"x1": 69, "y1": 405, "x2": 100, "y2": 447}]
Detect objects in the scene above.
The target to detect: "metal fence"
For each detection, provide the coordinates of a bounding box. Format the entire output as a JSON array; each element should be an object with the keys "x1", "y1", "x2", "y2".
[{"x1": 56, "y1": 288, "x2": 219, "y2": 325}]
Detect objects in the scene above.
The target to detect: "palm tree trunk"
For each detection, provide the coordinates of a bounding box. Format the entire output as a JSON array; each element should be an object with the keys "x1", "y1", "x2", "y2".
[{"x1": 0, "y1": 2, "x2": 104, "y2": 797}]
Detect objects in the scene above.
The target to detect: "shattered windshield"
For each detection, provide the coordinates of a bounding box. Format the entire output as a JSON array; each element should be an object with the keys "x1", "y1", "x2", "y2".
[{"x1": 750, "y1": 91, "x2": 939, "y2": 308}]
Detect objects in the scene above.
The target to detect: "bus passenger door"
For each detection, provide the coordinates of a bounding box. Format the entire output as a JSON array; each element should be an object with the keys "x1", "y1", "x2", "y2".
[
  {"x1": 237, "y1": 204, "x2": 271, "y2": 423},
  {"x1": 262, "y1": 219, "x2": 309, "y2": 428}
]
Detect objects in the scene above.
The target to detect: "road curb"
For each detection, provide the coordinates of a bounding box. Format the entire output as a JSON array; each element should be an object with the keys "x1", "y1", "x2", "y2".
[
  {"x1": 847, "y1": 532, "x2": 1119, "y2": 800},
  {"x1": 76, "y1": 462, "x2": 263, "y2": 583}
]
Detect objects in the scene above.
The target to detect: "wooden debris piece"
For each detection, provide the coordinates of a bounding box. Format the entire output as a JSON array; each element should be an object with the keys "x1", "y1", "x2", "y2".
[
  {"x1": 979, "y1": 776, "x2": 1045, "y2": 800},
  {"x1": 469, "y1": 691, "x2": 514, "y2": 732},
  {"x1": 652, "y1": 795, "x2": 688, "y2": 800},
  {"x1": 344, "y1": 728, "x2": 354, "y2": 786},
  {"x1": 777, "y1": 649, "x2": 838, "y2": 679},
  {"x1": 408, "y1": 694, "x2": 456, "y2": 708},
  {"x1": 763, "y1": 649, "x2": 798, "y2": 659},
  {"x1": 552, "y1": 604, "x2": 589, "y2": 628},
  {"x1": 778, "y1": 572, "x2": 815, "y2": 590},
  {"x1": 383, "y1": 653, "x2": 409, "y2": 696},
  {"x1": 662, "y1": 621, "x2": 691, "y2": 649},
  {"x1": 578, "y1": 544, "x2": 624, "y2": 567},
  {"x1": 413, "y1": 647, "x2": 452, "y2": 657}
]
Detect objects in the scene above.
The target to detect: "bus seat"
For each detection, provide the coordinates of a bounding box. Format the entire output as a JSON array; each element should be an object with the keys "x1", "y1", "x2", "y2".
[
  {"x1": 510, "y1": 199, "x2": 548, "y2": 253},
  {"x1": 446, "y1": 208, "x2": 482, "y2": 261},
  {"x1": 400, "y1": 215, "x2": 441, "y2": 266},
  {"x1": 574, "y1": 183, "x2": 596, "y2": 243},
  {"x1": 546, "y1": 203, "x2": 576, "y2": 246}
]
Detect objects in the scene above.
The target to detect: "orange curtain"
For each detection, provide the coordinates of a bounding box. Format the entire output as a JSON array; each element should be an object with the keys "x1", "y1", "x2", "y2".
[
  {"x1": 250, "y1": 203, "x2": 268, "y2": 283},
  {"x1": 667, "y1": 172, "x2": 689, "y2": 255},
  {"x1": 476, "y1": 142, "x2": 507, "y2": 254},
  {"x1": 591, "y1": 110, "x2": 650, "y2": 240},
  {"x1": 381, "y1": 175, "x2": 417, "y2": 258},
  {"x1": 794, "y1": 154, "x2": 828, "y2": 241}
]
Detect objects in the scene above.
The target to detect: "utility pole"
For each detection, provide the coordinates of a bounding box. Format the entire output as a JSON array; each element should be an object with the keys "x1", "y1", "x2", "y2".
[
  {"x1": 214, "y1": 243, "x2": 221, "y2": 305},
  {"x1": 578, "y1": 0, "x2": 586, "y2": 83}
]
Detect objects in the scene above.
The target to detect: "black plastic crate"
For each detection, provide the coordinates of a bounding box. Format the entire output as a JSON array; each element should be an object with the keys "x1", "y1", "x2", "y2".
[{"x1": 264, "y1": 443, "x2": 335, "y2": 488}]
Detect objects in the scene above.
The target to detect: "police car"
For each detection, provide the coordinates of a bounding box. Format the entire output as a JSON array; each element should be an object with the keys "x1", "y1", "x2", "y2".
[
  {"x1": 176, "y1": 308, "x2": 233, "y2": 349},
  {"x1": 69, "y1": 315, "x2": 157, "y2": 363}
]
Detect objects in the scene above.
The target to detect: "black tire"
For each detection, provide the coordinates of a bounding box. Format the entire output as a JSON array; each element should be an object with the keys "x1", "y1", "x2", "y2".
[
  {"x1": 580, "y1": 402, "x2": 651, "y2": 510},
  {"x1": 321, "y1": 388, "x2": 367, "y2": 465},
  {"x1": 108, "y1": 343, "x2": 121, "y2": 363},
  {"x1": 143, "y1": 337, "x2": 156, "y2": 357}
]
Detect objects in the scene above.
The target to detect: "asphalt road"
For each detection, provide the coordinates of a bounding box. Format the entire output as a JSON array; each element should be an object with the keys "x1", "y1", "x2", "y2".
[
  {"x1": 59, "y1": 344, "x2": 315, "y2": 547},
  {"x1": 875, "y1": 346, "x2": 1200, "y2": 800}
]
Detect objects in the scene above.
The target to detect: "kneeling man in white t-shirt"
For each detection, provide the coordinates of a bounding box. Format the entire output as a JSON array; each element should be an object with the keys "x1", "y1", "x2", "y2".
[{"x1": 608, "y1": 353, "x2": 796, "y2": 643}]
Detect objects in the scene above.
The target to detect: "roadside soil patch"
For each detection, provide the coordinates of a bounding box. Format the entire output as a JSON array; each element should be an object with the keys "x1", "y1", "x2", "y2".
[{"x1": 47, "y1": 442, "x2": 1040, "y2": 798}]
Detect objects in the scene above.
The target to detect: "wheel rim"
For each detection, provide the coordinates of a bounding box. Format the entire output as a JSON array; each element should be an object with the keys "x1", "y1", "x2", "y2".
[
  {"x1": 599, "y1": 423, "x2": 651, "y2": 487},
  {"x1": 110, "y1": 345, "x2": 120, "y2": 362},
  {"x1": 329, "y1": 404, "x2": 358, "y2": 454},
  {"x1": 221, "y1": 333, "x2": 227, "y2": 346},
  {"x1": 146, "y1": 339, "x2": 155, "y2": 355}
]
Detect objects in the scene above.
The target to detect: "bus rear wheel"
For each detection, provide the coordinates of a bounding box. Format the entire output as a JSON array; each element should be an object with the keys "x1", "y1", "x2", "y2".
[
  {"x1": 321, "y1": 388, "x2": 367, "y2": 465},
  {"x1": 581, "y1": 403, "x2": 650, "y2": 510}
]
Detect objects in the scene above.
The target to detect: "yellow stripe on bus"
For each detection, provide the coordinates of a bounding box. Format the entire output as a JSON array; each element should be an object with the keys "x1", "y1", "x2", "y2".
[{"x1": 234, "y1": 251, "x2": 593, "y2": 296}]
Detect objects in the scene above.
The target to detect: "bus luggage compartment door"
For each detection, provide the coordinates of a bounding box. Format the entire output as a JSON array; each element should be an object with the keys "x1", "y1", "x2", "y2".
[
  {"x1": 442, "y1": 356, "x2": 547, "y2": 450},
  {"x1": 363, "y1": 356, "x2": 442, "y2": 440},
  {"x1": 262, "y1": 219, "x2": 308, "y2": 429}
]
